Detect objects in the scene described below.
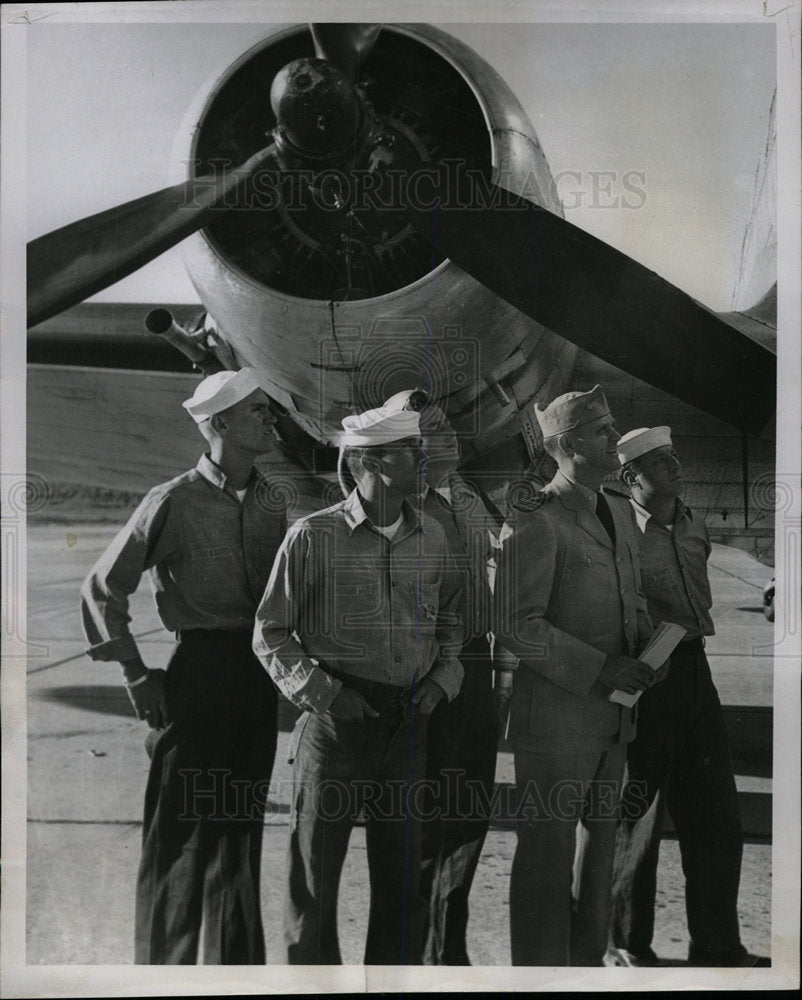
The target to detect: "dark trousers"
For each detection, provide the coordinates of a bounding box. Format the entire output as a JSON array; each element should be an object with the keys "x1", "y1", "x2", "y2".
[
  {"x1": 134, "y1": 630, "x2": 278, "y2": 965},
  {"x1": 284, "y1": 677, "x2": 429, "y2": 965},
  {"x1": 510, "y1": 743, "x2": 626, "y2": 966},
  {"x1": 610, "y1": 639, "x2": 744, "y2": 959},
  {"x1": 420, "y1": 637, "x2": 499, "y2": 965}
]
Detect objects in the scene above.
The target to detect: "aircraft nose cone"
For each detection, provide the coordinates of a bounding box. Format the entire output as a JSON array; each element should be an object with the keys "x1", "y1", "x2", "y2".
[{"x1": 270, "y1": 57, "x2": 360, "y2": 158}]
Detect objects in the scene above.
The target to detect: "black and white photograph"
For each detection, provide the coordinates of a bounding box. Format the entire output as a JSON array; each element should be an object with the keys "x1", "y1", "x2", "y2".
[{"x1": 1, "y1": 0, "x2": 799, "y2": 994}]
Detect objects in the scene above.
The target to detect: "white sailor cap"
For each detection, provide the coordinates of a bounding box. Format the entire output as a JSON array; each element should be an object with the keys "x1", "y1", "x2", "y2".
[
  {"x1": 617, "y1": 426, "x2": 673, "y2": 465},
  {"x1": 339, "y1": 405, "x2": 421, "y2": 447},
  {"x1": 534, "y1": 385, "x2": 611, "y2": 438},
  {"x1": 182, "y1": 368, "x2": 263, "y2": 423}
]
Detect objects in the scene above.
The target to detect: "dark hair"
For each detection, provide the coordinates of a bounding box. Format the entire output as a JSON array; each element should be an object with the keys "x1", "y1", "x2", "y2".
[
  {"x1": 343, "y1": 446, "x2": 367, "y2": 484},
  {"x1": 401, "y1": 388, "x2": 430, "y2": 413}
]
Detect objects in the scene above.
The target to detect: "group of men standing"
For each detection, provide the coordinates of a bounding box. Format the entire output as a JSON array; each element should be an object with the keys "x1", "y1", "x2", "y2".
[{"x1": 80, "y1": 369, "x2": 759, "y2": 968}]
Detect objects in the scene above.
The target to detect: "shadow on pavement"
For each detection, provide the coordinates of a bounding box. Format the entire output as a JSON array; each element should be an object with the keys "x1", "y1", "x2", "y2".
[{"x1": 31, "y1": 685, "x2": 304, "y2": 732}]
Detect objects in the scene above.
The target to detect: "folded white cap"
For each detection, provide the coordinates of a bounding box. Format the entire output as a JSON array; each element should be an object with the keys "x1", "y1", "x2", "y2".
[
  {"x1": 340, "y1": 405, "x2": 421, "y2": 447},
  {"x1": 182, "y1": 368, "x2": 262, "y2": 423},
  {"x1": 617, "y1": 426, "x2": 672, "y2": 465}
]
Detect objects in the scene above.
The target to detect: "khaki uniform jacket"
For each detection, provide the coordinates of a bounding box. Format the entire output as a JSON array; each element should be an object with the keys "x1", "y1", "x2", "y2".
[{"x1": 495, "y1": 471, "x2": 651, "y2": 753}]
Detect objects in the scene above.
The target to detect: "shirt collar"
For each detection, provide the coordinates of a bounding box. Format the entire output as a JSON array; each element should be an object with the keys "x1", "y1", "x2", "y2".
[
  {"x1": 342, "y1": 489, "x2": 424, "y2": 535},
  {"x1": 197, "y1": 453, "x2": 230, "y2": 492},
  {"x1": 422, "y1": 481, "x2": 454, "y2": 504},
  {"x1": 630, "y1": 496, "x2": 689, "y2": 533},
  {"x1": 561, "y1": 471, "x2": 599, "y2": 507},
  {"x1": 196, "y1": 453, "x2": 256, "y2": 497},
  {"x1": 630, "y1": 497, "x2": 652, "y2": 534},
  {"x1": 343, "y1": 489, "x2": 370, "y2": 530}
]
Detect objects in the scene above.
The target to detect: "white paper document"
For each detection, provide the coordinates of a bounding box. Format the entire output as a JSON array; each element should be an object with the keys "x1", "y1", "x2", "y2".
[{"x1": 608, "y1": 621, "x2": 687, "y2": 708}]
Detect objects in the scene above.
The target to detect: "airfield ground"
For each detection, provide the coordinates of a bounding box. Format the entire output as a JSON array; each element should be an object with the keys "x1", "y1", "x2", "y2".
[{"x1": 18, "y1": 520, "x2": 779, "y2": 979}]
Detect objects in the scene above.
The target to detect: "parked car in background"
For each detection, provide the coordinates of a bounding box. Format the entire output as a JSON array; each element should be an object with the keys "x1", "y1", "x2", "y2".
[{"x1": 762, "y1": 578, "x2": 775, "y2": 622}]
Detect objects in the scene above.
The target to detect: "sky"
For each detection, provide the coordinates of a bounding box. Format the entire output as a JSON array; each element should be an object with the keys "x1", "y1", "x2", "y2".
[{"x1": 24, "y1": 12, "x2": 777, "y2": 312}]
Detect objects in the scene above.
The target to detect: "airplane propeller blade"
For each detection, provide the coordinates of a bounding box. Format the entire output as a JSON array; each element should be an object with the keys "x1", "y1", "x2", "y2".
[
  {"x1": 27, "y1": 144, "x2": 276, "y2": 329},
  {"x1": 309, "y1": 23, "x2": 382, "y2": 82},
  {"x1": 403, "y1": 163, "x2": 776, "y2": 436}
]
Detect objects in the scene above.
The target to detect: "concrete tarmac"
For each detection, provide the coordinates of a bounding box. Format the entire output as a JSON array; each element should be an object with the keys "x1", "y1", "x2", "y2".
[{"x1": 24, "y1": 524, "x2": 775, "y2": 969}]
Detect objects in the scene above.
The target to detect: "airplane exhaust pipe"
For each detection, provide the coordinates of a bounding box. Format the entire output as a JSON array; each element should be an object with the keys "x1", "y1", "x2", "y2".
[{"x1": 144, "y1": 308, "x2": 223, "y2": 374}]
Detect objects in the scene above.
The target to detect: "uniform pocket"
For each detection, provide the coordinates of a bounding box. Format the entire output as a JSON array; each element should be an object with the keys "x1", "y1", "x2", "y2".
[
  {"x1": 641, "y1": 564, "x2": 671, "y2": 593},
  {"x1": 185, "y1": 546, "x2": 241, "y2": 602},
  {"x1": 412, "y1": 582, "x2": 439, "y2": 625},
  {"x1": 287, "y1": 711, "x2": 311, "y2": 764}
]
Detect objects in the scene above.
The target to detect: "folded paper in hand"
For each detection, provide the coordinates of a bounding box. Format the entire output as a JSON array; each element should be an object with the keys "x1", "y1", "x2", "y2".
[{"x1": 608, "y1": 621, "x2": 687, "y2": 708}]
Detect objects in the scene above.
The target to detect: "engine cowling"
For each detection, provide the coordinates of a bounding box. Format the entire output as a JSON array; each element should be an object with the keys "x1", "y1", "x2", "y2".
[{"x1": 177, "y1": 23, "x2": 572, "y2": 466}]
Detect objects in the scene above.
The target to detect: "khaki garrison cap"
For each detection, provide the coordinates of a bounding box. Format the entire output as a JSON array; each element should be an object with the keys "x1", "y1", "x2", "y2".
[{"x1": 534, "y1": 385, "x2": 611, "y2": 439}]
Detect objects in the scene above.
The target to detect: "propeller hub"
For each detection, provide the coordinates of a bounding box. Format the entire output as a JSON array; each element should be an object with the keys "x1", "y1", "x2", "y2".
[{"x1": 270, "y1": 57, "x2": 363, "y2": 162}]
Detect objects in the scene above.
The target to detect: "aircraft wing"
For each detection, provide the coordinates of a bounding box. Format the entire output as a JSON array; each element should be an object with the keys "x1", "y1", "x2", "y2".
[
  {"x1": 28, "y1": 293, "x2": 776, "y2": 543},
  {"x1": 27, "y1": 303, "x2": 335, "y2": 517},
  {"x1": 570, "y1": 345, "x2": 775, "y2": 546}
]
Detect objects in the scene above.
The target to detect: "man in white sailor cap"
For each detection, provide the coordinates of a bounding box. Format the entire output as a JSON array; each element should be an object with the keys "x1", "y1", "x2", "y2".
[
  {"x1": 607, "y1": 427, "x2": 763, "y2": 967},
  {"x1": 381, "y1": 388, "x2": 501, "y2": 965},
  {"x1": 81, "y1": 368, "x2": 286, "y2": 964},
  {"x1": 494, "y1": 385, "x2": 662, "y2": 966},
  {"x1": 253, "y1": 401, "x2": 464, "y2": 964}
]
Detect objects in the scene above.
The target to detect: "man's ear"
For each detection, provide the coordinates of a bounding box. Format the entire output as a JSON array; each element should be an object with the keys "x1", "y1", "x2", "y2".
[
  {"x1": 361, "y1": 453, "x2": 382, "y2": 476},
  {"x1": 209, "y1": 412, "x2": 226, "y2": 435},
  {"x1": 621, "y1": 465, "x2": 638, "y2": 488},
  {"x1": 556, "y1": 432, "x2": 574, "y2": 458}
]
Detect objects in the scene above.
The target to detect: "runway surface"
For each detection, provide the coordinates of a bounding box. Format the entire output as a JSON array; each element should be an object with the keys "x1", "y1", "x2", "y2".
[{"x1": 22, "y1": 523, "x2": 779, "y2": 973}]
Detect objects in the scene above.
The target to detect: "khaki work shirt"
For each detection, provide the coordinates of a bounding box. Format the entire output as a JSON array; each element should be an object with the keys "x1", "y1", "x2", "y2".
[
  {"x1": 81, "y1": 454, "x2": 287, "y2": 663},
  {"x1": 252, "y1": 490, "x2": 464, "y2": 714},
  {"x1": 631, "y1": 497, "x2": 715, "y2": 639}
]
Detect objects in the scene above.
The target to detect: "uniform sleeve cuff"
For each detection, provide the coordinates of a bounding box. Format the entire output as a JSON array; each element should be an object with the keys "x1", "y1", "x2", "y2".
[
  {"x1": 288, "y1": 664, "x2": 343, "y2": 715},
  {"x1": 427, "y1": 659, "x2": 464, "y2": 703}
]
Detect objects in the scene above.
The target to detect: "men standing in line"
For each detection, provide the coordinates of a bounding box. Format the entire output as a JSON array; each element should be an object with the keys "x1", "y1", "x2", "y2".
[
  {"x1": 608, "y1": 426, "x2": 764, "y2": 968},
  {"x1": 494, "y1": 385, "x2": 664, "y2": 966},
  {"x1": 80, "y1": 369, "x2": 285, "y2": 964},
  {"x1": 383, "y1": 388, "x2": 500, "y2": 966},
  {"x1": 252, "y1": 403, "x2": 464, "y2": 965}
]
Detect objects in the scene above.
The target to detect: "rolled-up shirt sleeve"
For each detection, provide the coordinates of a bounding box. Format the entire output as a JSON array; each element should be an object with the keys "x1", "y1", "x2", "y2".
[
  {"x1": 80, "y1": 490, "x2": 175, "y2": 663},
  {"x1": 252, "y1": 523, "x2": 343, "y2": 714}
]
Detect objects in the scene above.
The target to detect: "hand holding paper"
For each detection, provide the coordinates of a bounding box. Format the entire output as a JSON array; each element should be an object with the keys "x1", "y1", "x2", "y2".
[{"x1": 608, "y1": 622, "x2": 687, "y2": 707}]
